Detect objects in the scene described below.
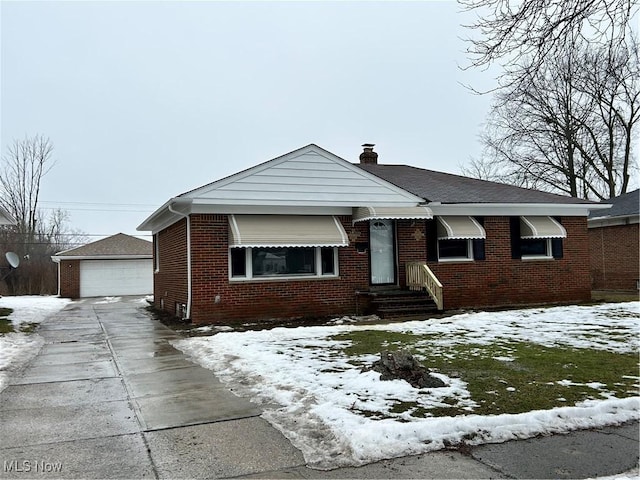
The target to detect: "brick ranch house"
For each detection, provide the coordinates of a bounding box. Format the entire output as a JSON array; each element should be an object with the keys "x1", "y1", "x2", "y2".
[
  {"x1": 588, "y1": 189, "x2": 639, "y2": 291},
  {"x1": 137, "y1": 144, "x2": 608, "y2": 324}
]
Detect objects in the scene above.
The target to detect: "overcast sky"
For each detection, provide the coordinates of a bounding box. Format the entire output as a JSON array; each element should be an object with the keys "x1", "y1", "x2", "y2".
[{"x1": 1, "y1": 1, "x2": 496, "y2": 241}]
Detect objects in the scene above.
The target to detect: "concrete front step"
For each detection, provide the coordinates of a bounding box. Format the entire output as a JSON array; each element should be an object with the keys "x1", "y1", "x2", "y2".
[
  {"x1": 369, "y1": 289, "x2": 439, "y2": 318},
  {"x1": 376, "y1": 304, "x2": 439, "y2": 318}
]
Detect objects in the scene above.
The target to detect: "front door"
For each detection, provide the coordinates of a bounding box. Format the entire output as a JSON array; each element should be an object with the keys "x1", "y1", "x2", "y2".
[{"x1": 370, "y1": 219, "x2": 396, "y2": 285}]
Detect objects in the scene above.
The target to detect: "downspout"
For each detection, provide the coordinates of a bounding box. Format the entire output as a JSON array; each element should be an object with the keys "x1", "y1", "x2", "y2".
[{"x1": 168, "y1": 202, "x2": 192, "y2": 320}]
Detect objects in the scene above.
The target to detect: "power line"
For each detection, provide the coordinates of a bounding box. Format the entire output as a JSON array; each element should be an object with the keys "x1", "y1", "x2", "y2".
[
  {"x1": 4, "y1": 200, "x2": 155, "y2": 237},
  {"x1": 39, "y1": 207, "x2": 154, "y2": 213},
  {"x1": 38, "y1": 200, "x2": 157, "y2": 213},
  {"x1": 0, "y1": 231, "x2": 151, "y2": 238},
  {"x1": 40, "y1": 200, "x2": 158, "y2": 207},
  {"x1": 5, "y1": 242, "x2": 88, "y2": 246}
]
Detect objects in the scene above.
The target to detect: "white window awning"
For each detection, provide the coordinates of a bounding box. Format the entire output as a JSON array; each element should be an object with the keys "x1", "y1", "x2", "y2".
[
  {"x1": 229, "y1": 215, "x2": 349, "y2": 248},
  {"x1": 352, "y1": 206, "x2": 433, "y2": 223},
  {"x1": 437, "y1": 216, "x2": 486, "y2": 240},
  {"x1": 520, "y1": 216, "x2": 567, "y2": 239}
]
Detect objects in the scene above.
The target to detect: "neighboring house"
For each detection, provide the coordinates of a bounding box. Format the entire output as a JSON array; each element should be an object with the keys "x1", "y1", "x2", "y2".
[
  {"x1": 0, "y1": 208, "x2": 17, "y2": 295},
  {"x1": 0, "y1": 206, "x2": 17, "y2": 226},
  {"x1": 52, "y1": 233, "x2": 153, "y2": 298},
  {"x1": 138, "y1": 144, "x2": 607, "y2": 324},
  {"x1": 588, "y1": 189, "x2": 639, "y2": 291}
]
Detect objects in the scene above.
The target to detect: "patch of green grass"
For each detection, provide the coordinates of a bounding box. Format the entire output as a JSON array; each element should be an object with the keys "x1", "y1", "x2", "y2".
[
  {"x1": 331, "y1": 330, "x2": 639, "y2": 418},
  {"x1": 0, "y1": 307, "x2": 14, "y2": 334},
  {"x1": 0, "y1": 318, "x2": 14, "y2": 334},
  {"x1": 434, "y1": 342, "x2": 638, "y2": 415},
  {"x1": 19, "y1": 322, "x2": 39, "y2": 334},
  {"x1": 389, "y1": 401, "x2": 431, "y2": 418},
  {"x1": 335, "y1": 330, "x2": 439, "y2": 356}
]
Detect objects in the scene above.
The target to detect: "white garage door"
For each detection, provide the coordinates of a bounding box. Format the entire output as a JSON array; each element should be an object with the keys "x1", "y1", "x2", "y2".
[{"x1": 80, "y1": 259, "x2": 153, "y2": 297}]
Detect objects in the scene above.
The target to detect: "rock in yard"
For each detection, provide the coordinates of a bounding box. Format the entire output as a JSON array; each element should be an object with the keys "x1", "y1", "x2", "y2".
[{"x1": 371, "y1": 350, "x2": 446, "y2": 389}]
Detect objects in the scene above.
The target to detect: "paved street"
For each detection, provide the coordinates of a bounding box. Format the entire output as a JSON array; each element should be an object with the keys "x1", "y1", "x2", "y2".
[{"x1": 0, "y1": 298, "x2": 637, "y2": 479}]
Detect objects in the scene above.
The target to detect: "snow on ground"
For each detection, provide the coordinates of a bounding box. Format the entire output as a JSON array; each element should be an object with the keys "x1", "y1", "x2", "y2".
[
  {"x1": 139, "y1": 295, "x2": 154, "y2": 304},
  {"x1": 173, "y1": 302, "x2": 640, "y2": 470},
  {"x1": 591, "y1": 467, "x2": 640, "y2": 480},
  {"x1": 192, "y1": 325, "x2": 234, "y2": 334},
  {"x1": 376, "y1": 301, "x2": 640, "y2": 354},
  {"x1": 0, "y1": 296, "x2": 71, "y2": 329},
  {"x1": 92, "y1": 295, "x2": 152, "y2": 305},
  {"x1": 94, "y1": 296, "x2": 122, "y2": 304},
  {"x1": 0, "y1": 296, "x2": 71, "y2": 392}
]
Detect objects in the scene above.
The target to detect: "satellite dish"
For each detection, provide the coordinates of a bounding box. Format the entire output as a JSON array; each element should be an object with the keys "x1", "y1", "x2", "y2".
[{"x1": 6, "y1": 252, "x2": 19, "y2": 269}]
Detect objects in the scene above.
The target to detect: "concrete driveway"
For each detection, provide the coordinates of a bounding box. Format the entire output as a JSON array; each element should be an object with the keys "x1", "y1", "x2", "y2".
[
  {"x1": 0, "y1": 297, "x2": 307, "y2": 479},
  {"x1": 0, "y1": 297, "x2": 637, "y2": 479}
]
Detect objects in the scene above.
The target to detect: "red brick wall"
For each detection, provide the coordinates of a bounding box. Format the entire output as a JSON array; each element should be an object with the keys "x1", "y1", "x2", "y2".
[
  {"x1": 155, "y1": 214, "x2": 592, "y2": 324},
  {"x1": 188, "y1": 214, "x2": 370, "y2": 324},
  {"x1": 427, "y1": 217, "x2": 591, "y2": 309},
  {"x1": 154, "y1": 218, "x2": 188, "y2": 316},
  {"x1": 58, "y1": 260, "x2": 80, "y2": 298},
  {"x1": 589, "y1": 223, "x2": 640, "y2": 290},
  {"x1": 397, "y1": 219, "x2": 428, "y2": 284}
]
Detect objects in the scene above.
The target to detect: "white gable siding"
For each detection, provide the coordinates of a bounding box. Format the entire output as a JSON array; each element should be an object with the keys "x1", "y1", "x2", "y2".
[
  {"x1": 138, "y1": 145, "x2": 426, "y2": 233},
  {"x1": 185, "y1": 149, "x2": 422, "y2": 207}
]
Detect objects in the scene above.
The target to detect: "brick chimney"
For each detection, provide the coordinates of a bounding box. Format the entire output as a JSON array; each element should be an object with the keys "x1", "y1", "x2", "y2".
[{"x1": 359, "y1": 143, "x2": 378, "y2": 164}]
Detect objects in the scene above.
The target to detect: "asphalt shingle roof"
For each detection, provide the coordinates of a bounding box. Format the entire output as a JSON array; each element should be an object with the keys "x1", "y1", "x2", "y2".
[
  {"x1": 56, "y1": 233, "x2": 152, "y2": 257},
  {"x1": 589, "y1": 189, "x2": 639, "y2": 218},
  {"x1": 356, "y1": 164, "x2": 591, "y2": 204}
]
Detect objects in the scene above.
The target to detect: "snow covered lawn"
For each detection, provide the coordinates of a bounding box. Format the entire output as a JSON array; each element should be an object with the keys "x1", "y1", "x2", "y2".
[
  {"x1": 0, "y1": 296, "x2": 71, "y2": 392},
  {"x1": 173, "y1": 302, "x2": 640, "y2": 469}
]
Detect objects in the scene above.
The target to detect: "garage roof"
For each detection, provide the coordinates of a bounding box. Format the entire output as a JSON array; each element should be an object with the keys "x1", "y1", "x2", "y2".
[{"x1": 53, "y1": 233, "x2": 152, "y2": 259}]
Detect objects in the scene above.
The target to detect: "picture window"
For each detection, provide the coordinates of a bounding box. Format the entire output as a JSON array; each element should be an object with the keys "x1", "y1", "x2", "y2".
[{"x1": 230, "y1": 246, "x2": 338, "y2": 280}]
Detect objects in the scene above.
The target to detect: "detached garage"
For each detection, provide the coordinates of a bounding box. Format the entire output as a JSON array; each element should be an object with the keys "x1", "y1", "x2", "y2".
[{"x1": 52, "y1": 233, "x2": 153, "y2": 298}]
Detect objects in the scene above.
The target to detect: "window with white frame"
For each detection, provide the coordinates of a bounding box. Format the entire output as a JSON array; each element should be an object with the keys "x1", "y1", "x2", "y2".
[
  {"x1": 437, "y1": 238, "x2": 473, "y2": 261},
  {"x1": 433, "y1": 216, "x2": 486, "y2": 262},
  {"x1": 511, "y1": 216, "x2": 564, "y2": 260},
  {"x1": 230, "y1": 247, "x2": 338, "y2": 280},
  {"x1": 520, "y1": 238, "x2": 552, "y2": 259}
]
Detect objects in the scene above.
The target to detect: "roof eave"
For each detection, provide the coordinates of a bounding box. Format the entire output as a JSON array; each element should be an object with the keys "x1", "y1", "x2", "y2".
[
  {"x1": 588, "y1": 213, "x2": 640, "y2": 228},
  {"x1": 426, "y1": 202, "x2": 610, "y2": 217},
  {"x1": 0, "y1": 205, "x2": 17, "y2": 225},
  {"x1": 52, "y1": 254, "x2": 152, "y2": 263},
  {"x1": 137, "y1": 197, "x2": 192, "y2": 232}
]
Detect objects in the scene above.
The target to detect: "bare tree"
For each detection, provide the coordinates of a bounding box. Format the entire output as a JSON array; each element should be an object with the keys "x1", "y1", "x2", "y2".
[
  {"x1": 0, "y1": 134, "x2": 55, "y2": 235},
  {"x1": 573, "y1": 38, "x2": 640, "y2": 197},
  {"x1": 459, "y1": 0, "x2": 636, "y2": 82},
  {"x1": 0, "y1": 135, "x2": 86, "y2": 294},
  {"x1": 0, "y1": 208, "x2": 86, "y2": 295},
  {"x1": 464, "y1": 37, "x2": 639, "y2": 199},
  {"x1": 41, "y1": 208, "x2": 87, "y2": 254}
]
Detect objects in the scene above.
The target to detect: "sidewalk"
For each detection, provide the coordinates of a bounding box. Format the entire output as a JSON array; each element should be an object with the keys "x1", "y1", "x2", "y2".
[{"x1": 0, "y1": 297, "x2": 637, "y2": 479}]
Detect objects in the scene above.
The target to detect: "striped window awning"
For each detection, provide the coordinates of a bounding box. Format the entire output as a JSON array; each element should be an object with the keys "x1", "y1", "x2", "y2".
[
  {"x1": 520, "y1": 216, "x2": 566, "y2": 239},
  {"x1": 352, "y1": 206, "x2": 433, "y2": 223},
  {"x1": 437, "y1": 216, "x2": 486, "y2": 240},
  {"x1": 228, "y1": 215, "x2": 349, "y2": 248}
]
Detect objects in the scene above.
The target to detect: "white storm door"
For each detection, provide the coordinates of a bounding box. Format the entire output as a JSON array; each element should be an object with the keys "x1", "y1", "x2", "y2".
[{"x1": 370, "y1": 219, "x2": 396, "y2": 285}]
